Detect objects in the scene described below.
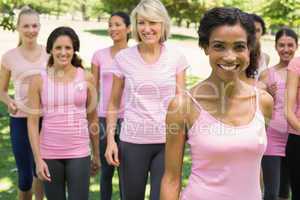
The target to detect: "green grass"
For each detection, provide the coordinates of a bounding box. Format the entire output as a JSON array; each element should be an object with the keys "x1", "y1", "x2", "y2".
[{"x1": 85, "y1": 29, "x2": 197, "y2": 41}]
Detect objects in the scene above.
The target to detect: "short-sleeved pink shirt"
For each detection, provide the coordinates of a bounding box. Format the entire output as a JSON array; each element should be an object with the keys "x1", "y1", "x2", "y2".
[
  {"x1": 287, "y1": 57, "x2": 300, "y2": 135},
  {"x1": 91, "y1": 47, "x2": 124, "y2": 118},
  {"x1": 112, "y1": 44, "x2": 189, "y2": 144},
  {"x1": 1, "y1": 47, "x2": 48, "y2": 117}
]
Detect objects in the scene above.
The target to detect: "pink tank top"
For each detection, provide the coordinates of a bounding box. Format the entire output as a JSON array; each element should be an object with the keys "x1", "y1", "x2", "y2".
[
  {"x1": 264, "y1": 67, "x2": 288, "y2": 156},
  {"x1": 40, "y1": 68, "x2": 90, "y2": 159},
  {"x1": 181, "y1": 89, "x2": 266, "y2": 200}
]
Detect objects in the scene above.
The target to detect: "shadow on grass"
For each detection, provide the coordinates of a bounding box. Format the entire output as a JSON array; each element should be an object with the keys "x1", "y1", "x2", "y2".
[{"x1": 85, "y1": 29, "x2": 197, "y2": 41}]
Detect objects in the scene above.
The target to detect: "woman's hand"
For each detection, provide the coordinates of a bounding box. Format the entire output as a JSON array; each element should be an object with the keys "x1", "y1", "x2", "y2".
[
  {"x1": 36, "y1": 159, "x2": 51, "y2": 182},
  {"x1": 8, "y1": 100, "x2": 18, "y2": 115},
  {"x1": 105, "y1": 139, "x2": 120, "y2": 167},
  {"x1": 90, "y1": 155, "x2": 100, "y2": 176},
  {"x1": 267, "y1": 83, "x2": 277, "y2": 99}
]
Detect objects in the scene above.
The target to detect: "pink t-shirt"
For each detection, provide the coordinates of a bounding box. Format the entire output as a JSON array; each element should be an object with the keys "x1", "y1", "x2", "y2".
[
  {"x1": 1, "y1": 47, "x2": 48, "y2": 117},
  {"x1": 287, "y1": 57, "x2": 300, "y2": 135},
  {"x1": 264, "y1": 67, "x2": 288, "y2": 156},
  {"x1": 40, "y1": 68, "x2": 90, "y2": 159},
  {"x1": 112, "y1": 44, "x2": 189, "y2": 144},
  {"x1": 91, "y1": 47, "x2": 124, "y2": 118}
]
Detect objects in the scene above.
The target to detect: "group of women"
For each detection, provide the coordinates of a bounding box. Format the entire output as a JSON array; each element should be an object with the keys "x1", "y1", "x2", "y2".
[{"x1": 1, "y1": 0, "x2": 300, "y2": 200}]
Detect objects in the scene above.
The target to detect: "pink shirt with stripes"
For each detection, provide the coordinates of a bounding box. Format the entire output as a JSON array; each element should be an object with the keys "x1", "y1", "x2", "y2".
[
  {"x1": 112, "y1": 44, "x2": 189, "y2": 144},
  {"x1": 287, "y1": 57, "x2": 300, "y2": 136},
  {"x1": 92, "y1": 47, "x2": 124, "y2": 118},
  {"x1": 1, "y1": 47, "x2": 48, "y2": 117},
  {"x1": 40, "y1": 68, "x2": 90, "y2": 159},
  {"x1": 264, "y1": 67, "x2": 288, "y2": 156}
]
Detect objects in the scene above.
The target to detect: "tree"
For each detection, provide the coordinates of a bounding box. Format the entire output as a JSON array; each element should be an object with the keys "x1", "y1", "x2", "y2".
[
  {"x1": 0, "y1": 0, "x2": 17, "y2": 31},
  {"x1": 262, "y1": 0, "x2": 300, "y2": 28},
  {"x1": 101, "y1": 0, "x2": 139, "y2": 14}
]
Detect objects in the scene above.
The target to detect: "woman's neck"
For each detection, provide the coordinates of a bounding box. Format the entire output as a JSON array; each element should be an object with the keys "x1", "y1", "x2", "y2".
[
  {"x1": 138, "y1": 42, "x2": 161, "y2": 54},
  {"x1": 208, "y1": 73, "x2": 247, "y2": 98},
  {"x1": 113, "y1": 40, "x2": 128, "y2": 50},
  {"x1": 277, "y1": 60, "x2": 289, "y2": 69},
  {"x1": 20, "y1": 41, "x2": 39, "y2": 51},
  {"x1": 111, "y1": 40, "x2": 128, "y2": 57}
]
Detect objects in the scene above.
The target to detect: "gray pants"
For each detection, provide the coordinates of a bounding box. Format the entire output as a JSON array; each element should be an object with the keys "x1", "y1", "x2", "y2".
[
  {"x1": 119, "y1": 141, "x2": 165, "y2": 200},
  {"x1": 262, "y1": 155, "x2": 290, "y2": 200},
  {"x1": 43, "y1": 156, "x2": 90, "y2": 200}
]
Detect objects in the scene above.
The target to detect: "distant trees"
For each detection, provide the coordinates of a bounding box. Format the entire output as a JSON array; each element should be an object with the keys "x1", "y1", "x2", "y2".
[
  {"x1": 1, "y1": 0, "x2": 300, "y2": 33},
  {"x1": 261, "y1": 0, "x2": 300, "y2": 31}
]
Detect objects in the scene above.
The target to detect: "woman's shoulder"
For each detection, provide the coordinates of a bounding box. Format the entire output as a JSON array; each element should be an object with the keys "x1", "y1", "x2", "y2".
[
  {"x1": 258, "y1": 88, "x2": 274, "y2": 116},
  {"x1": 2, "y1": 47, "x2": 18, "y2": 59},
  {"x1": 167, "y1": 92, "x2": 194, "y2": 124},
  {"x1": 117, "y1": 45, "x2": 135, "y2": 56},
  {"x1": 83, "y1": 69, "x2": 95, "y2": 83},
  {"x1": 94, "y1": 47, "x2": 111, "y2": 55},
  {"x1": 30, "y1": 74, "x2": 43, "y2": 88},
  {"x1": 163, "y1": 43, "x2": 185, "y2": 56}
]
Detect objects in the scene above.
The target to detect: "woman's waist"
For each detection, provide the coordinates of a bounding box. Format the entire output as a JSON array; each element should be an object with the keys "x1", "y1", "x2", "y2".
[{"x1": 42, "y1": 107, "x2": 87, "y2": 118}]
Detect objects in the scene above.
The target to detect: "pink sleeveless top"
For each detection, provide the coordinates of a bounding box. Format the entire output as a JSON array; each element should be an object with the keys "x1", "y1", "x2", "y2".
[
  {"x1": 264, "y1": 67, "x2": 288, "y2": 156},
  {"x1": 40, "y1": 68, "x2": 90, "y2": 159},
  {"x1": 181, "y1": 89, "x2": 267, "y2": 200}
]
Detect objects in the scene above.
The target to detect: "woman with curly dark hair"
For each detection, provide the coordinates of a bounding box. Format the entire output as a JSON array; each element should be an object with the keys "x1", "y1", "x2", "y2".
[{"x1": 161, "y1": 7, "x2": 273, "y2": 200}]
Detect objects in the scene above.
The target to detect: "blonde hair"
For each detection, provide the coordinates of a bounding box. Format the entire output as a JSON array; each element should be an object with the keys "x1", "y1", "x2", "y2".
[
  {"x1": 131, "y1": 0, "x2": 171, "y2": 43},
  {"x1": 17, "y1": 6, "x2": 40, "y2": 46}
]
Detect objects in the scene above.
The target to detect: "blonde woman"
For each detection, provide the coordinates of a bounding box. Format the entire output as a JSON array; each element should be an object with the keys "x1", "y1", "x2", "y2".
[
  {"x1": 0, "y1": 7, "x2": 47, "y2": 200},
  {"x1": 105, "y1": 0, "x2": 188, "y2": 199}
]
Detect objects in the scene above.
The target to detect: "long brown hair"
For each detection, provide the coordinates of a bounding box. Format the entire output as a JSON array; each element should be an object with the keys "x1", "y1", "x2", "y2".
[{"x1": 46, "y1": 26, "x2": 84, "y2": 68}]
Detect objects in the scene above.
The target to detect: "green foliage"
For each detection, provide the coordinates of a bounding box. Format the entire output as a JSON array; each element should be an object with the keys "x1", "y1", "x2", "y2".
[
  {"x1": 262, "y1": 0, "x2": 300, "y2": 28},
  {"x1": 101, "y1": 0, "x2": 139, "y2": 14},
  {"x1": 0, "y1": 1, "x2": 16, "y2": 31}
]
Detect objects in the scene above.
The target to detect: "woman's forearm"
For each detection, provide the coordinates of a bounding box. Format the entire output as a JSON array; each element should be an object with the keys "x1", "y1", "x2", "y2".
[
  {"x1": 106, "y1": 102, "x2": 119, "y2": 141},
  {"x1": 0, "y1": 91, "x2": 13, "y2": 106},
  {"x1": 27, "y1": 117, "x2": 42, "y2": 162},
  {"x1": 287, "y1": 109, "x2": 300, "y2": 132},
  {"x1": 87, "y1": 109, "x2": 99, "y2": 157},
  {"x1": 160, "y1": 175, "x2": 181, "y2": 200}
]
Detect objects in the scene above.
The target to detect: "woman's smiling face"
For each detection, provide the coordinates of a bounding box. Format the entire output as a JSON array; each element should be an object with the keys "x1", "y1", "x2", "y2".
[{"x1": 205, "y1": 24, "x2": 250, "y2": 81}]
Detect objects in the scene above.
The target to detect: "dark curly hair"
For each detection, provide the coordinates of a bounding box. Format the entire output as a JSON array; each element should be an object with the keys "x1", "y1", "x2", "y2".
[
  {"x1": 198, "y1": 7, "x2": 258, "y2": 78},
  {"x1": 46, "y1": 26, "x2": 83, "y2": 68}
]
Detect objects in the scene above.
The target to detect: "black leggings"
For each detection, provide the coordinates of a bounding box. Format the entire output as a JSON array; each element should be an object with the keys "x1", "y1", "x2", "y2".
[
  {"x1": 286, "y1": 134, "x2": 300, "y2": 200},
  {"x1": 261, "y1": 155, "x2": 290, "y2": 200},
  {"x1": 119, "y1": 141, "x2": 165, "y2": 200},
  {"x1": 99, "y1": 117, "x2": 122, "y2": 200},
  {"x1": 43, "y1": 156, "x2": 90, "y2": 200}
]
